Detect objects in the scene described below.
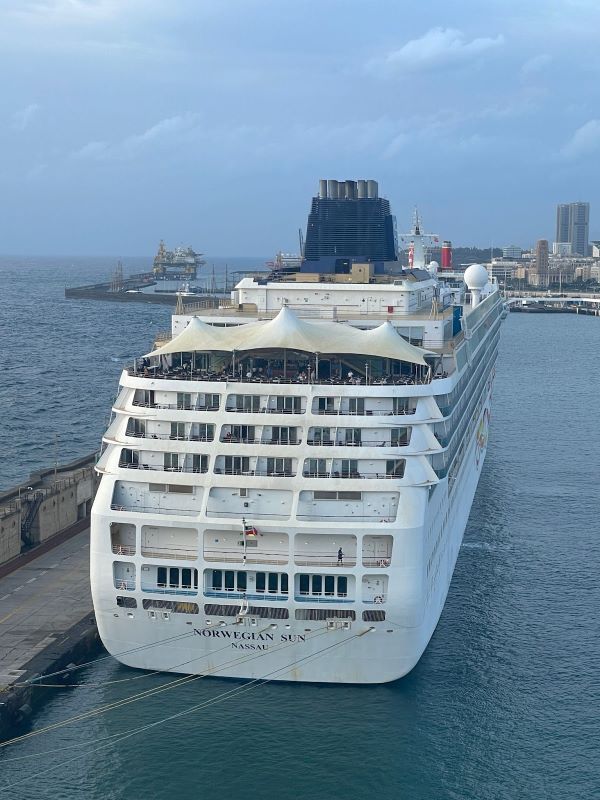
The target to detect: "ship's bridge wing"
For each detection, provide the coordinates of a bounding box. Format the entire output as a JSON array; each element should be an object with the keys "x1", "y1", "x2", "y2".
[{"x1": 145, "y1": 306, "x2": 434, "y2": 366}]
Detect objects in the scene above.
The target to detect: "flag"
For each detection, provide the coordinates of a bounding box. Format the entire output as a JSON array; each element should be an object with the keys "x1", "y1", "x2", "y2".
[{"x1": 244, "y1": 524, "x2": 258, "y2": 537}]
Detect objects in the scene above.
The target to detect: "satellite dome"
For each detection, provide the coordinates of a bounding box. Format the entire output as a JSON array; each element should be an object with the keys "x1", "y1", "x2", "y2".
[
  {"x1": 428, "y1": 260, "x2": 439, "y2": 269},
  {"x1": 464, "y1": 263, "x2": 489, "y2": 290}
]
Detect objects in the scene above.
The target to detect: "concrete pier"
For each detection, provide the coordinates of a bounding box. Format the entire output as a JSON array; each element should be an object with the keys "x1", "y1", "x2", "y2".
[
  {"x1": 0, "y1": 455, "x2": 104, "y2": 738},
  {"x1": 0, "y1": 524, "x2": 98, "y2": 737}
]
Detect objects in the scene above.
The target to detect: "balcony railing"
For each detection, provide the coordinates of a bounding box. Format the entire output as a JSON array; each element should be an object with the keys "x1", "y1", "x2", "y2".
[
  {"x1": 362, "y1": 557, "x2": 392, "y2": 568},
  {"x1": 112, "y1": 544, "x2": 136, "y2": 556},
  {"x1": 111, "y1": 503, "x2": 199, "y2": 517},
  {"x1": 131, "y1": 400, "x2": 219, "y2": 411},
  {"x1": 140, "y1": 546, "x2": 198, "y2": 561},
  {"x1": 226, "y1": 407, "x2": 304, "y2": 415},
  {"x1": 296, "y1": 512, "x2": 396, "y2": 523},
  {"x1": 312, "y1": 408, "x2": 415, "y2": 416},
  {"x1": 128, "y1": 367, "x2": 430, "y2": 387},
  {"x1": 213, "y1": 468, "x2": 295, "y2": 478},
  {"x1": 205, "y1": 509, "x2": 290, "y2": 520},
  {"x1": 203, "y1": 548, "x2": 288, "y2": 565},
  {"x1": 295, "y1": 595, "x2": 353, "y2": 604},
  {"x1": 141, "y1": 585, "x2": 198, "y2": 596},
  {"x1": 119, "y1": 462, "x2": 208, "y2": 474},
  {"x1": 125, "y1": 431, "x2": 214, "y2": 443},
  {"x1": 302, "y1": 470, "x2": 405, "y2": 480},
  {"x1": 114, "y1": 579, "x2": 135, "y2": 590},
  {"x1": 294, "y1": 555, "x2": 357, "y2": 568},
  {"x1": 204, "y1": 590, "x2": 289, "y2": 602}
]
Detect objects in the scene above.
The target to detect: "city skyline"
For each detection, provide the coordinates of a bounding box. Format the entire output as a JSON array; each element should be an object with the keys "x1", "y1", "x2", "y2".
[{"x1": 1, "y1": 0, "x2": 599, "y2": 256}]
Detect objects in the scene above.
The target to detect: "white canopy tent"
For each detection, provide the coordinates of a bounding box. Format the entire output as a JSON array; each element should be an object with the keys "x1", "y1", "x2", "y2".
[{"x1": 145, "y1": 306, "x2": 434, "y2": 366}]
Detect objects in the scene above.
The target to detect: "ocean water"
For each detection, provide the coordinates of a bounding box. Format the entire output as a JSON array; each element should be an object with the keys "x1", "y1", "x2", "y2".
[
  {"x1": 0, "y1": 256, "x2": 257, "y2": 491},
  {"x1": 0, "y1": 266, "x2": 599, "y2": 799}
]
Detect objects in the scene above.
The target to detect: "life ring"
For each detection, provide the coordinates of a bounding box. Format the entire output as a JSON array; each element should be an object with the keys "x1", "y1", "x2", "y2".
[{"x1": 373, "y1": 595, "x2": 384, "y2": 604}]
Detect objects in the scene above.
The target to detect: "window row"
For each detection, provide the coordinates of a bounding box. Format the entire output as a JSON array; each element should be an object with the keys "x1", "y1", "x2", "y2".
[
  {"x1": 125, "y1": 419, "x2": 411, "y2": 448},
  {"x1": 120, "y1": 449, "x2": 406, "y2": 480},
  {"x1": 131, "y1": 390, "x2": 417, "y2": 416}
]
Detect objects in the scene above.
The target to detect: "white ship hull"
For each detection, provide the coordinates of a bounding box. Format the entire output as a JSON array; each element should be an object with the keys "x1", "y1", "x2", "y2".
[
  {"x1": 90, "y1": 236, "x2": 502, "y2": 684},
  {"x1": 91, "y1": 386, "x2": 494, "y2": 684}
]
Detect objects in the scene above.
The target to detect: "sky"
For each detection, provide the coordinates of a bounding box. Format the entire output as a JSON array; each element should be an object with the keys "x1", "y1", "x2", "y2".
[{"x1": 1, "y1": 0, "x2": 599, "y2": 256}]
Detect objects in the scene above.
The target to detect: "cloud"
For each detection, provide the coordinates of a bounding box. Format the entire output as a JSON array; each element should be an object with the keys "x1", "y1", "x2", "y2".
[
  {"x1": 71, "y1": 114, "x2": 199, "y2": 161},
  {"x1": 368, "y1": 27, "x2": 505, "y2": 76},
  {"x1": 521, "y1": 54, "x2": 552, "y2": 75},
  {"x1": 560, "y1": 119, "x2": 600, "y2": 160},
  {"x1": 12, "y1": 103, "x2": 40, "y2": 130}
]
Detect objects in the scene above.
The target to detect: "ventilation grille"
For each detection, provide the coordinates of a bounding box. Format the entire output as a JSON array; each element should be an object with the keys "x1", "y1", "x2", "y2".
[
  {"x1": 143, "y1": 599, "x2": 199, "y2": 614},
  {"x1": 362, "y1": 610, "x2": 386, "y2": 622},
  {"x1": 295, "y1": 609, "x2": 356, "y2": 621}
]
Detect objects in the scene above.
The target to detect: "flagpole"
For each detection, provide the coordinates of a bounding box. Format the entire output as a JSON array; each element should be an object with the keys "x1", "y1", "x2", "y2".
[{"x1": 242, "y1": 517, "x2": 247, "y2": 565}]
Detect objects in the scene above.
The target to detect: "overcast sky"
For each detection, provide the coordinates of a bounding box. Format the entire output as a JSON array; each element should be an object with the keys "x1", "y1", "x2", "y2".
[{"x1": 1, "y1": 0, "x2": 599, "y2": 255}]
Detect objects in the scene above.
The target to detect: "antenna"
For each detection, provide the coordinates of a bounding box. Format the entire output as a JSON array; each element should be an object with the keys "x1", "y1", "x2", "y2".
[{"x1": 298, "y1": 227, "x2": 305, "y2": 258}]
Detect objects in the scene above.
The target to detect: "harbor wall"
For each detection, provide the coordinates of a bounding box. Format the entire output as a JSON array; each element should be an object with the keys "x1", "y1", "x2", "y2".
[
  {"x1": 0, "y1": 453, "x2": 99, "y2": 565},
  {"x1": 0, "y1": 506, "x2": 21, "y2": 564},
  {"x1": 0, "y1": 615, "x2": 101, "y2": 741}
]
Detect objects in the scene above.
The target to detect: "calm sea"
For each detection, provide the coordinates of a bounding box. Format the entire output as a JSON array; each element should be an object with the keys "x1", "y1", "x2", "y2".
[{"x1": 0, "y1": 261, "x2": 599, "y2": 799}]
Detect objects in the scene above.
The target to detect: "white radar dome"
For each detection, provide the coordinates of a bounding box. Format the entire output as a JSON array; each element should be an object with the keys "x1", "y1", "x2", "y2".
[
  {"x1": 464, "y1": 263, "x2": 489, "y2": 290},
  {"x1": 428, "y1": 260, "x2": 439, "y2": 275}
]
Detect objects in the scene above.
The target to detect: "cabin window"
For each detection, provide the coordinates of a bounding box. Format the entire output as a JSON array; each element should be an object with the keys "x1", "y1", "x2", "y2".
[
  {"x1": 311, "y1": 575, "x2": 323, "y2": 595},
  {"x1": 170, "y1": 422, "x2": 185, "y2": 440},
  {"x1": 268, "y1": 573, "x2": 279, "y2": 593},
  {"x1": 348, "y1": 398, "x2": 365, "y2": 415},
  {"x1": 177, "y1": 393, "x2": 192, "y2": 410},
  {"x1": 338, "y1": 576, "x2": 348, "y2": 596},
  {"x1": 224, "y1": 570, "x2": 235, "y2": 590},
  {"x1": 266, "y1": 457, "x2": 292, "y2": 476},
  {"x1": 212, "y1": 570, "x2": 222, "y2": 590},
  {"x1": 306, "y1": 458, "x2": 327, "y2": 477},
  {"x1": 192, "y1": 454, "x2": 208, "y2": 473},
  {"x1": 157, "y1": 567, "x2": 167, "y2": 587},
  {"x1": 324, "y1": 575, "x2": 335, "y2": 596},
  {"x1": 299, "y1": 574, "x2": 310, "y2": 595},
  {"x1": 391, "y1": 427, "x2": 409, "y2": 446},
  {"x1": 164, "y1": 453, "x2": 179, "y2": 471},
  {"x1": 386, "y1": 459, "x2": 406, "y2": 478},
  {"x1": 275, "y1": 396, "x2": 301, "y2": 413},
  {"x1": 237, "y1": 572, "x2": 247, "y2": 591},
  {"x1": 256, "y1": 572, "x2": 266, "y2": 592},
  {"x1": 235, "y1": 395, "x2": 260, "y2": 412},
  {"x1": 181, "y1": 569, "x2": 192, "y2": 589},
  {"x1": 224, "y1": 456, "x2": 250, "y2": 475}
]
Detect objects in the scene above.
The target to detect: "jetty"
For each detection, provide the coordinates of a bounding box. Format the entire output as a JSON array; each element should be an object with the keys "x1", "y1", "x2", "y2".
[{"x1": 0, "y1": 455, "x2": 101, "y2": 737}]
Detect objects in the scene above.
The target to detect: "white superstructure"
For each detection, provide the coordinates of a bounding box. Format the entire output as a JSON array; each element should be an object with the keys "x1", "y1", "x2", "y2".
[{"x1": 91, "y1": 234, "x2": 503, "y2": 684}]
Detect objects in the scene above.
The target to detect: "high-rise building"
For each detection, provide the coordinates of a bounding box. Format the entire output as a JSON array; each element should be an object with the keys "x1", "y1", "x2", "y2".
[
  {"x1": 304, "y1": 179, "x2": 397, "y2": 264},
  {"x1": 555, "y1": 202, "x2": 590, "y2": 256},
  {"x1": 502, "y1": 245, "x2": 523, "y2": 259},
  {"x1": 530, "y1": 239, "x2": 549, "y2": 287}
]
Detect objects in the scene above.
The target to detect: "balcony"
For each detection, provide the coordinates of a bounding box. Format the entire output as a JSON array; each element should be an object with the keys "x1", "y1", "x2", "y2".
[
  {"x1": 141, "y1": 584, "x2": 197, "y2": 596},
  {"x1": 140, "y1": 546, "x2": 197, "y2": 561},
  {"x1": 111, "y1": 503, "x2": 199, "y2": 517},
  {"x1": 302, "y1": 470, "x2": 404, "y2": 480},
  {"x1": 204, "y1": 589, "x2": 289, "y2": 602},
  {"x1": 203, "y1": 548, "x2": 288, "y2": 565},
  {"x1": 119, "y1": 461, "x2": 208, "y2": 475},
  {"x1": 295, "y1": 595, "x2": 353, "y2": 604},
  {"x1": 294, "y1": 554, "x2": 357, "y2": 568}
]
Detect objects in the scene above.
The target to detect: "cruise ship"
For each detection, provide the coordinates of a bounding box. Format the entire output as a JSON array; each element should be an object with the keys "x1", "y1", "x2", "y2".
[{"x1": 91, "y1": 179, "x2": 503, "y2": 684}]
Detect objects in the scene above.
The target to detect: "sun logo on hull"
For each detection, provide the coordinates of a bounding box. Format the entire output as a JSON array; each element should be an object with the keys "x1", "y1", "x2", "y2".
[{"x1": 475, "y1": 408, "x2": 490, "y2": 466}]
